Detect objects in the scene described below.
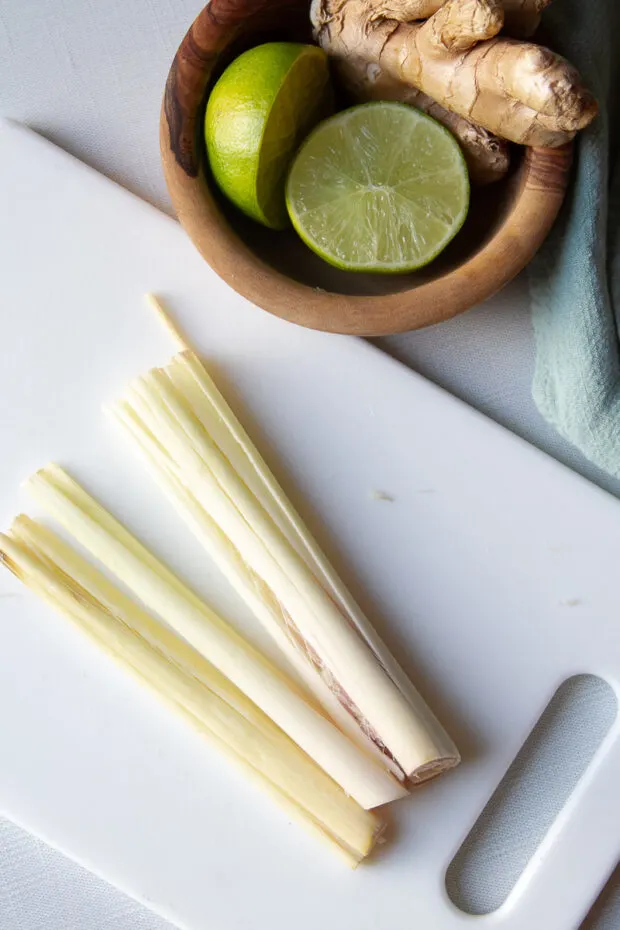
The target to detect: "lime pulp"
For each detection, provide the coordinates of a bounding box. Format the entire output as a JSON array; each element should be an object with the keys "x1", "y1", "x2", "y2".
[{"x1": 285, "y1": 102, "x2": 470, "y2": 273}]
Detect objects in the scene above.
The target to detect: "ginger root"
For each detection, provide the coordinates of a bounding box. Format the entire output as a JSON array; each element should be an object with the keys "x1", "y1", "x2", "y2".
[
  {"x1": 363, "y1": 0, "x2": 551, "y2": 36},
  {"x1": 312, "y1": 0, "x2": 597, "y2": 147},
  {"x1": 315, "y1": 0, "x2": 555, "y2": 183}
]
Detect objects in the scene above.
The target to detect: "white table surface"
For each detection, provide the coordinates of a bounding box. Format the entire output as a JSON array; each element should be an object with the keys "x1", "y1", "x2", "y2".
[{"x1": 0, "y1": 1, "x2": 618, "y2": 927}]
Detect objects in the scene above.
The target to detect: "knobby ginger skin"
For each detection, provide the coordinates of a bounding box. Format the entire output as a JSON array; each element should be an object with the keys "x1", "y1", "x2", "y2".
[{"x1": 312, "y1": 0, "x2": 597, "y2": 147}]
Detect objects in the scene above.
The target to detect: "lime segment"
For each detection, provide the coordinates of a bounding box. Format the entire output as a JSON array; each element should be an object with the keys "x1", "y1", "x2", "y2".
[
  {"x1": 285, "y1": 102, "x2": 470, "y2": 273},
  {"x1": 205, "y1": 43, "x2": 333, "y2": 229}
]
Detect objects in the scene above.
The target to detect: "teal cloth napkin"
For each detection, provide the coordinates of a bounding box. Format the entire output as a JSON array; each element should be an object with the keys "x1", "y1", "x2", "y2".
[{"x1": 528, "y1": 0, "x2": 620, "y2": 476}]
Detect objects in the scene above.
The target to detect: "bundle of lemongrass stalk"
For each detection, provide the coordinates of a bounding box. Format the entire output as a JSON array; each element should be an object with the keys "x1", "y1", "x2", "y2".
[
  {"x1": 0, "y1": 296, "x2": 459, "y2": 865},
  {"x1": 0, "y1": 516, "x2": 381, "y2": 866},
  {"x1": 106, "y1": 297, "x2": 460, "y2": 787}
]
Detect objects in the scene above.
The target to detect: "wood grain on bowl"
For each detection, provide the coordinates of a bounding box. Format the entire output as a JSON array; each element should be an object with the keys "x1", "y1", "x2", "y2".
[{"x1": 161, "y1": 0, "x2": 572, "y2": 337}]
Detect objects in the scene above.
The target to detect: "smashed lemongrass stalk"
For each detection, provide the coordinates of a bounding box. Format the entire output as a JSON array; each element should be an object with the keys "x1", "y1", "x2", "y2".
[
  {"x1": 106, "y1": 296, "x2": 460, "y2": 784},
  {"x1": 0, "y1": 519, "x2": 383, "y2": 866},
  {"x1": 24, "y1": 464, "x2": 407, "y2": 809}
]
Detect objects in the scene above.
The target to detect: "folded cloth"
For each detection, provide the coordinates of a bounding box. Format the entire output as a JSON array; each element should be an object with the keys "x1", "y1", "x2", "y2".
[{"x1": 528, "y1": 0, "x2": 620, "y2": 477}]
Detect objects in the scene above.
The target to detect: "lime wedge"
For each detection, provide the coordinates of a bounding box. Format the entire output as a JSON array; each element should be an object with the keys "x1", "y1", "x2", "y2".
[
  {"x1": 286, "y1": 102, "x2": 470, "y2": 273},
  {"x1": 205, "y1": 43, "x2": 333, "y2": 230}
]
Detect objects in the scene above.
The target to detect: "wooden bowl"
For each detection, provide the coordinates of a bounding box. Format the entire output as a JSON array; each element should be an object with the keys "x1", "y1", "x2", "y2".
[{"x1": 161, "y1": 0, "x2": 572, "y2": 337}]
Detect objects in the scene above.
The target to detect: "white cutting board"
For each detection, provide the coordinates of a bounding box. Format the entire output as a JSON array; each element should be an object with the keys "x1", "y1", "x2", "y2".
[{"x1": 0, "y1": 119, "x2": 619, "y2": 930}]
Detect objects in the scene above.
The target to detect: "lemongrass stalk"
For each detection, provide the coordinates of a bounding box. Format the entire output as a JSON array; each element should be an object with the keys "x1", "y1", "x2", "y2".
[
  {"x1": 127, "y1": 369, "x2": 417, "y2": 772},
  {"x1": 176, "y1": 351, "x2": 455, "y2": 752},
  {"x1": 24, "y1": 464, "x2": 407, "y2": 809},
  {"x1": 106, "y1": 399, "x2": 402, "y2": 778},
  {"x1": 110, "y1": 340, "x2": 459, "y2": 783},
  {"x1": 0, "y1": 521, "x2": 383, "y2": 866}
]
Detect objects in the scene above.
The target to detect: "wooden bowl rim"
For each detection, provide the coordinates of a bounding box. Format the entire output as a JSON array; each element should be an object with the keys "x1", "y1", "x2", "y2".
[{"x1": 160, "y1": 3, "x2": 572, "y2": 337}]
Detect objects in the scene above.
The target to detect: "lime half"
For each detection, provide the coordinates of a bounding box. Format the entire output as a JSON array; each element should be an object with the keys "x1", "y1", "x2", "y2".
[
  {"x1": 205, "y1": 43, "x2": 333, "y2": 229},
  {"x1": 286, "y1": 102, "x2": 470, "y2": 273}
]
